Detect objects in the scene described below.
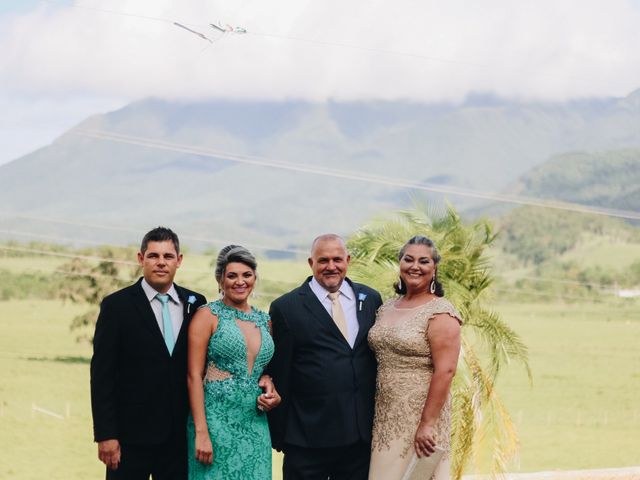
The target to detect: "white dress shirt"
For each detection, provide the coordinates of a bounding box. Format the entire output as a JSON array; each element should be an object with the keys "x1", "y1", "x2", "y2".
[
  {"x1": 141, "y1": 278, "x2": 184, "y2": 339},
  {"x1": 309, "y1": 277, "x2": 359, "y2": 348}
]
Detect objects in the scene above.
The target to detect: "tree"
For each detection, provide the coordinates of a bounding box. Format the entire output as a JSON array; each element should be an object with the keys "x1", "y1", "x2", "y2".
[
  {"x1": 347, "y1": 204, "x2": 531, "y2": 478},
  {"x1": 58, "y1": 248, "x2": 140, "y2": 343}
]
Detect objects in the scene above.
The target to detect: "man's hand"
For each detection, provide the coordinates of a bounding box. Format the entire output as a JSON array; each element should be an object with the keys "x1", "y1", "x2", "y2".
[
  {"x1": 98, "y1": 439, "x2": 121, "y2": 470},
  {"x1": 257, "y1": 375, "x2": 281, "y2": 412}
]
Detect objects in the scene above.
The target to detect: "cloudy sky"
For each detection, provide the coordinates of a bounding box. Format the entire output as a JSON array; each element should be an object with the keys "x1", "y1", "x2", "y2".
[{"x1": 1, "y1": 0, "x2": 640, "y2": 165}]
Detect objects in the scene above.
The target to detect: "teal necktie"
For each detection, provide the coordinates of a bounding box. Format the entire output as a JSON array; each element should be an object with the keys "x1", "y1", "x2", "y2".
[{"x1": 156, "y1": 294, "x2": 175, "y2": 355}]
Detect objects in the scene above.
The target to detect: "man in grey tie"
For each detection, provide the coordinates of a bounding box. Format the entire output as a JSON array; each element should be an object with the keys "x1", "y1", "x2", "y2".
[
  {"x1": 91, "y1": 227, "x2": 206, "y2": 479},
  {"x1": 267, "y1": 234, "x2": 383, "y2": 480}
]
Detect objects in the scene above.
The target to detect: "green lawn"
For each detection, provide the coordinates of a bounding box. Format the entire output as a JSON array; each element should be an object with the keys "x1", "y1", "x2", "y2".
[
  {"x1": 0, "y1": 300, "x2": 100, "y2": 479},
  {"x1": 1, "y1": 255, "x2": 639, "y2": 477},
  {"x1": 494, "y1": 301, "x2": 640, "y2": 472},
  {"x1": 0, "y1": 298, "x2": 284, "y2": 480}
]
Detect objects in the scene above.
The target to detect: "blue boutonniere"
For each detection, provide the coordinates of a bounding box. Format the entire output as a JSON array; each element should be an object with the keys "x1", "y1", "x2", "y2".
[
  {"x1": 187, "y1": 295, "x2": 197, "y2": 314},
  {"x1": 358, "y1": 293, "x2": 367, "y2": 311}
]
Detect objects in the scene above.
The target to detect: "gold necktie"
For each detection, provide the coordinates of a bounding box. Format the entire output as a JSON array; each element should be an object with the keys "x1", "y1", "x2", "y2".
[{"x1": 328, "y1": 291, "x2": 348, "y2": 341}]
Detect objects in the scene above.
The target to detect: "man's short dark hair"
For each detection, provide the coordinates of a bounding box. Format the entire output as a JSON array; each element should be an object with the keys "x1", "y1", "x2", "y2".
[{"x1": 140, "y1": 227, "x2": 180, "y2": 255}]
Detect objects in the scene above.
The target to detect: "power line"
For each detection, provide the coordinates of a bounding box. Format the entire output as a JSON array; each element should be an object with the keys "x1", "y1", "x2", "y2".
[
  {"x1": 1, "y1": 232, "x2": 616, "y2": 291},
  {"x1": 0, "y1": 244, "x2": 299, "y2": 280},
  {"x1": 0, "y1": 229, "x2": 122, "y2": 247},
  {"x1": 38, "y1": 1, "x2": 491, "y2": 71},
  {"x1": 489, "y1": 286, "x2": 611, "y2": 302},
  {"x1": 0, "y1": 213, "x2": 306, "y2": 255},
  {"x1": 0, "y1": 245, "x2": 138, "y2": 266},
  {"x1": 1, "y1": 245, "x2": 626, "y2": 301},
  {"x1": 0, "y1": 249, "x2": 297, "y2": 296},
  {"x1": 1, "y1": 223, "x2": 634, "y2": 292},
  {"x1": 249, "y1": 31, "x2": 486, "y2": 68},
  {"x1": 497, "y1": 272, "x2": 616, "y2": 291},
  {"x1": 73, "y1": 128, "x2": 640, "y2": 221},
  {"x1": 42, "y1": 0, "x2": 175, "y2": 24},
  {"x1": 16, "y1": 265, "x2": 290, "y2": 297},
  {"x1": 34, "y1": 0, "x2": 589, "y2": 87}
]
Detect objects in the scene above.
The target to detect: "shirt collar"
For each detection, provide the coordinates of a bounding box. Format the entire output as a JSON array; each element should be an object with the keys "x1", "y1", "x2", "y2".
[
  {"x1": 141, "y1": 277, "x2": 180, "y2": 304},
  {"x1": 309, "y1": 276, "x2": 354, "y2": 301}
]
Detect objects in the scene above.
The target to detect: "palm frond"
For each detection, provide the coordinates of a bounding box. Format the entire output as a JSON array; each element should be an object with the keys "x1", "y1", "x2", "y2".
[
  {"x1": 450, "y1": 376, "x2": 477, "y2": 479},
  {"x1": 346, "y1": 203, "x2": 530, "y2": 476},
  {"x1": 465, "y1": 308, "x2": 532, "y2": 382}
]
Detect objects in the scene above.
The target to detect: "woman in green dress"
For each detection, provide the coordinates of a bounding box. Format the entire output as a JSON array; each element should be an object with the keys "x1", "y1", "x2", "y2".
[{"x1": 187, "y1": 245, "x2": 280, "y2": 479}]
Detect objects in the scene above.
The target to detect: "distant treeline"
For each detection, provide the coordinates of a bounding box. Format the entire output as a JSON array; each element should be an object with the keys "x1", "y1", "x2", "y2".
[
  {"x1": 514, "y1": 148, "x2": 640, "y2": 212},
  {"x1": 497, "y1": 206, "x2": 640, "y2": 265}
]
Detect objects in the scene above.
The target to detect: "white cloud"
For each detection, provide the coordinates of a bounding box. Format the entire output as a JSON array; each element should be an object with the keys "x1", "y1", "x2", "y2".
[{"x1": 1, "y1": 0, "x2": 640, "y2": 103}]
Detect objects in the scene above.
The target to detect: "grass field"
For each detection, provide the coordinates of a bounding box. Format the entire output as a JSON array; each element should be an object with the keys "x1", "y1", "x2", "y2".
[
  {"x1": 0, "y1": 253, "x2": 302, "y2": 480},
  {"x1": 0, "y1": 300, "x2": 100, "y2": 479},
  {"x1": 0, "y1": 299, "x2": 284, "y2": 480},
  {"x1": 495, "y1": 301, "x2": 640, "y2": 471},
  {"x1": 1, "y1": 252, "x2": 639, "y2": 478},
  {"x1": 2, "y1": 297, "x2": 639, "y2": 478}
]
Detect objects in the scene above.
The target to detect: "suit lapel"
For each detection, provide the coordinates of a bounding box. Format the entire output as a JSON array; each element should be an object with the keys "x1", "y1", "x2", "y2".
[
  {"x1": 351, "y1": 282, "x2": 371, "y2": 349},
  {"x1": 173, "y1": 284, "x2": 192, "y2": 356},
  {"x1": 130, "y1": 279, "x2": 168, "y2": 353},
  {"x1": 299, "y1": 279, "x2": 351, "y2": 347}
]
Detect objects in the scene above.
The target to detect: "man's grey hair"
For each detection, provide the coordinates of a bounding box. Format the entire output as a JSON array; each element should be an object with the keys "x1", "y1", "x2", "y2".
[{"x1": 310, "y1": 233, "x2": 346, "y2": 256}]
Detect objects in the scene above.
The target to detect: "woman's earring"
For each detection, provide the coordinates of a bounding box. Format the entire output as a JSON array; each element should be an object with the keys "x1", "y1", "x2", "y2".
[
  {"x1": 398, "y1": 277, "x2": 403, "y2": 291},
  {"x1": 430, "y1": 277, "x2": 436, "y2": 294},
  {"x1": 219, "y1": 289, "x2": 225, "y2": 299}
]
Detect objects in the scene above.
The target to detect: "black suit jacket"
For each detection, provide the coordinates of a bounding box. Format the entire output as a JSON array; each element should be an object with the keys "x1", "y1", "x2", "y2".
[
  {"x1": 90, "y1": 278, "x2": 206, "y2": 445},
  {"x1": 266, "y1": 277, "x2": 382, "y2": 451}
]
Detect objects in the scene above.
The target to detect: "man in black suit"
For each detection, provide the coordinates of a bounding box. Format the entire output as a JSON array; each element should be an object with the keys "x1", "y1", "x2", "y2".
[
  {"x1": 91, "y1": 227, "x2": 206, "y2": 479},
  {"x1": 267, "y1": 234, "x2": 383, "y2": 480}
]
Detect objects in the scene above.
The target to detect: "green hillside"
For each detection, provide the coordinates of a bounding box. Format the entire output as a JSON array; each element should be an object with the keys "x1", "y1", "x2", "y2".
[
  {"x1": 512, "y1": 148, "x2": 640, "y2": 211},
  {"x1": 496, "y1": 206, "x2": 640, "y2": 265},
  {"x1": 492, "y1": 206, "x2": 640, "y2": 302},
  {"x1": 2, "y1": 91, "x2": 640, "y2": 249},
  {"x1": 474, "y1": 146, "x2": 640, "y2": 302}
]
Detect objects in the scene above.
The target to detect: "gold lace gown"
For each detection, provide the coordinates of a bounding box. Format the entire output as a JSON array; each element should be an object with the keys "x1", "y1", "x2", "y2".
[{"x1": 368, "y1": 297, "x2": 462, "y2": 480}]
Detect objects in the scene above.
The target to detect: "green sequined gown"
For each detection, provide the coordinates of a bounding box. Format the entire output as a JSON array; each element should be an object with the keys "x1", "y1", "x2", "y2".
[{"x1": 187, "y1": 300, "x2": 274, "y2": 480}]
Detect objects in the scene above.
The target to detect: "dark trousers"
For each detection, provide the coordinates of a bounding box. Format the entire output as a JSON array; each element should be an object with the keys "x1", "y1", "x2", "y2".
[
  {"x1": 105, "y1": 435, "x2": 187, "y2": 480},
  {"x1": 283, "y1": 441, "x2": 371, "y2": 480}
]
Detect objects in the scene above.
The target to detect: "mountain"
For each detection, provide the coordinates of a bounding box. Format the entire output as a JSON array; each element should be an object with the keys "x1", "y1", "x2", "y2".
[
  {"x1": 511, "y1": 148, "x2": 640, "y2": 211},
  {"x1": 1, "y1": 90, "x2": 640, "y2": 252},
  {"x1": 493, "y1": 146, "x2": 640, "y2": 270},
  {"x1": 471, "y1": 146, "x2": 640, "y2": 220}
]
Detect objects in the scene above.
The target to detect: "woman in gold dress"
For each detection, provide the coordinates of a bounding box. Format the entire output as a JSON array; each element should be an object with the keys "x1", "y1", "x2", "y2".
[{"x1": 368, "y1": 236, "x2": 462, "y2": 480}]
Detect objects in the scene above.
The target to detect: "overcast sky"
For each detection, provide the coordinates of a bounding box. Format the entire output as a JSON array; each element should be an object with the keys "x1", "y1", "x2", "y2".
[{"x1": 1, "y1": 0, "x2": 640, "y2": 165}]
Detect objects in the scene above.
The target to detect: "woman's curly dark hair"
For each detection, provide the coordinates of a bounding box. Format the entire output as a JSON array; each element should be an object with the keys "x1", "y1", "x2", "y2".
[{"x1": 393, "y1": 236, "x2": 444, "y2": 297}]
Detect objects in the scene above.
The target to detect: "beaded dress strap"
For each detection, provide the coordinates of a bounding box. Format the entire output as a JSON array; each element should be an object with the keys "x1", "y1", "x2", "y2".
[{"x1": 203, "y1": 300, "x2": 270, "y2": 328}]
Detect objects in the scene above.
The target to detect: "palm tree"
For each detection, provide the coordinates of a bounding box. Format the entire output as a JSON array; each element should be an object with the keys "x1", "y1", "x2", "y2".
[{"x1": 347, "y1": 203, "x2": 531, "y2": 478}]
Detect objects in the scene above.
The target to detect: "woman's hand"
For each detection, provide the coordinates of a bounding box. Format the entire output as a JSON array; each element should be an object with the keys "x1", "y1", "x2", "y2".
[
  {"x1": 195, "y1": 431, "x2": 213, "y2": 465},
  {"x1": 414, "y1": 421, "x2": 437, "y2": 458}
]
